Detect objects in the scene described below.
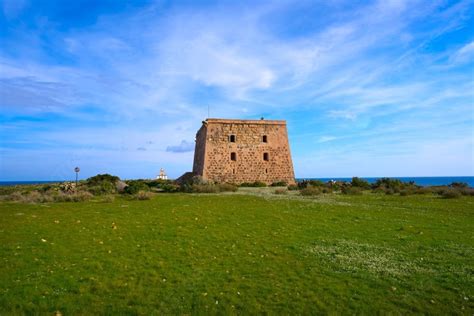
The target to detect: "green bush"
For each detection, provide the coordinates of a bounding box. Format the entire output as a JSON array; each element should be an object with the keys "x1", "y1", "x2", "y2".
[
  {"x1": 145, "y1": 179, "x2": 173, "y2": 188},
  {"x1": 87, "y1": 174, "x2": 120, "y2": 186},
  {"x1": 399, "y1": 190, "x2": 411, "y2": 196},
  {"x1": 342, "y1": 187, "x2": 363, "y2": 195},
  {"x1": 88, "y1": 181, "x2": 116, "y2": 196},
  {"x1": 322, "y1": 187, "x2": 332, "y2": 194},
  {"x1": 300, "y1": 186, "x2": 322, "y2": 196},
  {"x1": 372, "y1": 178, "x2": 403, "y2": 190},
  {"x1": 441, "y1": 189, "x2": 461, "y2": 199},
  {"x1": 287, "y1": 184, "x2": 298, "y2": 191},
  {"x1": 414, "y1": 187, "x2": 433, "y2": 194},
  {"x1": 6, "y1": 191, "x2": 24, "y2": 201},
  {"x1": 326, "y1": 181, "x2": 348, "y2": 191},
  {"x1": 351, "y1": 177, "x2": 370, "y2": 189},
  {"x1": 240, "y1": 181, "x2": 267, "y2": 187},
  {"x1": 271, "y1": 181, "x2": 288, "y2": 187},
  {"x1": 297, "y1": 180, "x2": 324, "y2": 189},
  {"x1": 191, "y1": 184, "x2": 219, "y2": 193},
  {"x1": 188, "y1": 182, "x2": 238, "y2": 193},
  {"x1": 160, "y1": 183, "x2": 181, "y2": 193},
  {"x1": 23, "y1": 191, "x2": 53, "y2": 203},
  {"x1": 134, "y1": 191, "x2": 153, "y2": 200},
  {"x1": 449, "y1": 182, "x2": 468, "y2": 189},
  {"x1": 86, "y1": 174, "x2": 120, "y2": 195},
  {"x1": 217, "y1": 183, "x2": 238, "y2": 192},
  {"x1": 124, "y1": 181, "x2": 149, "y2": 195},
  {"x1": 460, "y1": 188, "x2": 474, "y2": 196}
]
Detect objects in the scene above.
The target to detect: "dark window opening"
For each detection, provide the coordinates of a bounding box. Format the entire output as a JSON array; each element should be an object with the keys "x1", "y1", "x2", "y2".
[
  {"x1": 229, "y1": 135, "x2": 236, "y2": 142},
  {"x1": 231, "y1": 152, "x2": 237, "y2": 161},
  {"x1": 265, "y1": 168, "x2": 268, "y2": 174},
  {"x1": 263, "y1": 135, "x2": 268, "y2": 143},
  {"x1": 263, "y1": 153, "x2": 269, "y2": 161},
  {"x1": 233, "y1": 168, "x2": 235, "y2": 174}
]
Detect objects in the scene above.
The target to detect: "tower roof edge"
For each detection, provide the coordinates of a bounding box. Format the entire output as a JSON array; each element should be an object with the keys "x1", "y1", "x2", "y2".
[{"x1": 205, "y1": 118, "x2": 287, "y2": 125}]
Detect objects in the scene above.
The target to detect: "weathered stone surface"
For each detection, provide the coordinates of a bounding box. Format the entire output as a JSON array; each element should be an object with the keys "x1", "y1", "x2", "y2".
[{"x1": 192, "y1": 118, "x2": 295, "y2": 185}]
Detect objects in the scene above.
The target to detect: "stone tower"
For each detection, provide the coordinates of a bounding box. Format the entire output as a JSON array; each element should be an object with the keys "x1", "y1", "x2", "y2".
[{"x1": 192, "y1": 118, "x2": 295, "y2": 185}]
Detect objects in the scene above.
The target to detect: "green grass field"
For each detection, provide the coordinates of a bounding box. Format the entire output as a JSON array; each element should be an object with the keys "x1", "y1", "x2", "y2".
[{"x1": 1, "y1": 191, "x2": 473, "y2": 314}]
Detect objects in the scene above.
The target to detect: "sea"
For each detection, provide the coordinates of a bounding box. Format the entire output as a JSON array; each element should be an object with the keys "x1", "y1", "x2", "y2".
[
  {"x1": 0, "y1": 177, "x2": 473, "y2": 187},
  {"x1": 298, "y1": 176, "x2": 474, "y2": 187}
]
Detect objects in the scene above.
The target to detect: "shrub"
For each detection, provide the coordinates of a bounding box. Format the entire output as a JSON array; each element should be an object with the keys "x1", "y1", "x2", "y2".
[
  {"x1": 87, "y1": 174, "x2": 120, "y2": 186},
  {"x1": 287, "y1": 184, "x2": 298, "y2": 191},
  {"x1": 449, "y1": 182, "x2": 468, "y2": 188},
  {"x1": 88, "y1": 181, "x2": 116, "y2": 196},
  {"x1": 135, "y1": 191, "x2": 153, "y2": 200},
  {"x1": 240, "y1": 181, "x2": 267, "y2": 187},
  {"x1": 85, "y1": 174, "x2": 120, "y2": 195},
  {"x1": 351, "y1": 177, "x2": 370, "y2": 189},
  {"x1": 460, "y1": 188, "x2": 474, "y2": 196},
  {"x1": 191, "y1": 184, "x2": 219, "y2": 193},
  {"x1": 322, "y1": 187, "x2": 332, "y2": 194},
  {"x1": 217, "y1": 183, "x2": 238, "y2": 192},
  {"x1": 71, "y1": 191, "x2": 94, "y2": 202},
  {"x1": 414, "y1": 187, "x2": 433, "y2": 195},
  {"x1": 399, "y1": 190, "x2": 412, "y2": 196},
  {"x1": 160, "y1": 183, "x2": 181, "y2": 193},
  {"x1": 55, "y1": 191, "x2": 93, "y2": 202},
  {"x1": 441, "y1": 189, "x2": 461, "y2": 199},
  {"x1": 271, "y1": 181, "x2": 288, "y2": 187},
  {"x1": 297, "y1": 180, "x2": 324, "y2": 189},
  {"x1": 8, "y1": 191, "x2": 24, "y2": 201},
  {"x1": 342, "y1": 186, "x2": 363, "y2": 195},
  {"x1": 23, "y1": 191, "x2": 42, "y2": 203},
  {"x1": 124, "y1": 181, "x2": 149, "y2": 195},
  {"x1": 274, "y1": 188, "x2": 287, "y2": 195},
  {"x1": 189, "y1": 176, "x2": 210, "y2": 185},
  {"x1": 300, "y1": 186, "x2": 322, "y2": 196},
  {"x1": 326, "y1": 181, "x2": 348, "y2": 191},
  {"x1": 372, "y1": 178, "x2": 403, "y2": 190},
  {"x1": 38, "y1": 184, "x2": 53, "y2": 193}
]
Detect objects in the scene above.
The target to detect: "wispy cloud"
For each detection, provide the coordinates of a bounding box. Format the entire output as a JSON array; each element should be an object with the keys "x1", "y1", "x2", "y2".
[
  {"x1": 1, "y1": 0, "x2": 473, "y2": 179},
  {"x1": 166, "y1": 140, "x2": 195, "y2": 153}
]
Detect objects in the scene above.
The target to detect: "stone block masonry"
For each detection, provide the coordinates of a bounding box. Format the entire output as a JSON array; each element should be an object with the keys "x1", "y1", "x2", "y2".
[{"x1": 192, "y1": 118, "x2": 295, "y2": 185}]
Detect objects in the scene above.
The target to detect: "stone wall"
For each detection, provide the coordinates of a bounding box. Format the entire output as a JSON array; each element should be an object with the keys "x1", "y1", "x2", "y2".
[
  {"x1": 192, "y1": 119, "x2": 295, "y2": 185},
  {"x1": 192, "y1": 123, "x2": 207, "y2": 175}
]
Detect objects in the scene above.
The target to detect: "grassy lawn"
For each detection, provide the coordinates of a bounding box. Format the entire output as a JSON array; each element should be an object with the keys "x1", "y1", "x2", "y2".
[{"x1": 1, "y1": 191, "x2": 473, "y2": 314}]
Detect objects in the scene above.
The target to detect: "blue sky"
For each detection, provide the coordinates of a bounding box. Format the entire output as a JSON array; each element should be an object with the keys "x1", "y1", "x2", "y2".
[{"x1": 0, "y1": 0, "x2": 473, "y2": 181}]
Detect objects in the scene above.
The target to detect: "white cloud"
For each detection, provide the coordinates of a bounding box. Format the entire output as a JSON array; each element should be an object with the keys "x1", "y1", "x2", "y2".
[
  {"x1": 449, "y1": 41, "x2": 474, "y2": 64},
  {"x1": 1, "y1": 0, "x2": 473, "y2": 179}
]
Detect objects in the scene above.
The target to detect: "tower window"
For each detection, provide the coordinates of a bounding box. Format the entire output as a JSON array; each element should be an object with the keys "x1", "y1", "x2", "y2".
[
  {"x1": 263, "y1": 152, "x2": 269, "y2": 161},
  {"x1": 231, "y1": 152, "x2": 237, "y2": 161},
  {"x1": 229, "y1": 135, "x2": 236, "y2": 142},
  {"x1": 262, "y1": 135, "x2": 268, "y2": 143}
]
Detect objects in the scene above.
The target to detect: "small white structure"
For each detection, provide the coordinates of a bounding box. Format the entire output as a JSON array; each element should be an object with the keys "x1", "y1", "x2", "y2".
[{"x1": 157, "y1": 168, "x2": 168, "y2": 180}]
